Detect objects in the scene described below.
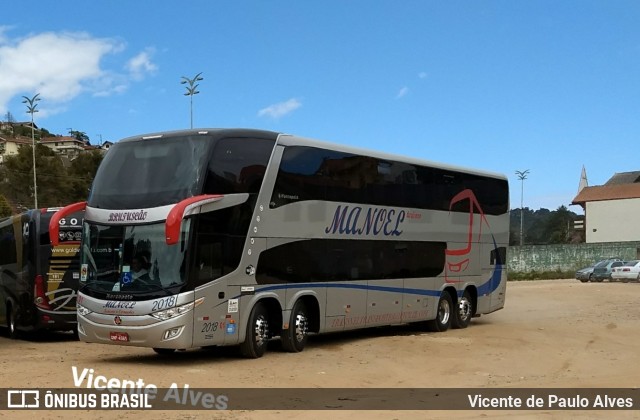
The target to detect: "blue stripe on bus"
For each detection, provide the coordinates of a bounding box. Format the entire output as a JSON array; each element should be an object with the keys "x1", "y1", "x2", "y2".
[
  {"x1": 257, "y1": 282, "x2": 442, "y2": 296},
  {"x1": 477, "y1": 263, "x2": 503, "y2": 296},
  {"x1": 238, "y1": 264, "x2": 504, "y2": 299}
]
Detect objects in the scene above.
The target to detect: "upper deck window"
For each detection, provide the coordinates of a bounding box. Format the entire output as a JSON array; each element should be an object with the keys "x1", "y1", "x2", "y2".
[
  {"x1": 270, "y1": 146, "x2": 509, "y2": 215},
  {"x1": 203, "y1": 137, "x2": 275, "y2": 195},
  {"x1": 88, "y1": 136, "x2": 212, "y2": 209}
]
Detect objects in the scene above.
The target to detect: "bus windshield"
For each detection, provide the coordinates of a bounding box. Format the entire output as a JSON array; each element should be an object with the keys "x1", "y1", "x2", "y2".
[
  {"x1": 89, "y1": 135, "x2": 212, "y2": 209},
  {"x1": 81, "y1": 221, "x2": 190, "y2": 295}
]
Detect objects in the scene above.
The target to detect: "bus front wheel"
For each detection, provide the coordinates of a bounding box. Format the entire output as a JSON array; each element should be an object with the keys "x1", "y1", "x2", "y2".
[
  {"x1": 281, "y1": 300, "x2": 309, "y2": 353},
  {"x1": 426, "y1": 292, "x2": 453, "y2": 332},
  {"x1": 240, "y1": 303, "x2": 269, "y2": 358}
]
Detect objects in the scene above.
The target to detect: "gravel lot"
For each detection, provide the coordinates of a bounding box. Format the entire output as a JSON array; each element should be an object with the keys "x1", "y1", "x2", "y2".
[{"x1": 1, "y1": 279, "x2": 639, "y2": 419}]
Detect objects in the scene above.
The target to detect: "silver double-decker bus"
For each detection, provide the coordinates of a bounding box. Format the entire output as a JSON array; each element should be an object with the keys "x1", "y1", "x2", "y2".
[{"x1": 50, "y1": 129, "x2": 509, "y2": 358}]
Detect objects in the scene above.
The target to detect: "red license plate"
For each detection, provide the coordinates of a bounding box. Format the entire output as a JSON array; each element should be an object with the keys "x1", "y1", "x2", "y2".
[{"x1": 109, "y1": 332, "x2": 129, "y2": 342}]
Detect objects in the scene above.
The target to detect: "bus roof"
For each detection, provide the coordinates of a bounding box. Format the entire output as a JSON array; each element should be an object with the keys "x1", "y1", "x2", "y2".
[
  {"x1": 116, "y1": 128, "x2": 280, "y2": 144},
  {"x1": 112, "y1": 128, "x2": 507, "y2": 181}
]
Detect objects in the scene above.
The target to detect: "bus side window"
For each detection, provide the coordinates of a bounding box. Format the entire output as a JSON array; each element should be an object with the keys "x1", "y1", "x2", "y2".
[
  {"x1": 490, "y1": 247, "x2": 507, "y2": 265},
  {"x1": 204, "y1": 138, "x2": 274, "y2": 195},
  {"x1": 0, "y1": 224, "x2": 17, "y2": 265},
  {"x1": 196, "y1": 242, "x2": 222, "y2": 283}
]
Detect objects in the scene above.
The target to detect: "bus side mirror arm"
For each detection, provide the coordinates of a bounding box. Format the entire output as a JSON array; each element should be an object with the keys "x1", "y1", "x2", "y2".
[
  {"x1": 165, "y1": 195, "x2": 224, "y2": 245},
  {"x1": 49, "y1": 202, "x2": 87, "y2": 246},
  {"x1": 165, "y1": 193, "x2": 250, "y2": 245}
]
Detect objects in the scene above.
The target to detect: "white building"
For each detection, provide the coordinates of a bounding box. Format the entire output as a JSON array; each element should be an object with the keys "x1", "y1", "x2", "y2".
[
  {"x1": 572, "y1": 171, "x2": 640, "y2": 243},
  {"x1": 40, "y1": 136, "x2": 89, "y2": 157}
]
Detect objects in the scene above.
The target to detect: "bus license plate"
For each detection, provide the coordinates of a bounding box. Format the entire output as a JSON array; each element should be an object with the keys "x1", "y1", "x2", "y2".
[{"x1": 110, "y1": 332, "x2": 129, "y2": 342}]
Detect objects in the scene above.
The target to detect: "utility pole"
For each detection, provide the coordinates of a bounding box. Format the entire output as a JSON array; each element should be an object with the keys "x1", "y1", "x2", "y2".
[
  {"x1": 180, "y1": 72, "x2": 203, "y2": 129},
  {"x1": 515, "y1": 170, "x2": 530, "y2": 246},
  {"x1": 22, "y1": 93, "x2": 41, "y2": 209}
]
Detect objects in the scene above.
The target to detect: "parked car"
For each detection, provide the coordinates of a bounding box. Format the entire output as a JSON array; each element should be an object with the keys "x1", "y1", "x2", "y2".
[
  {"x1": 611, "y1": 260, "x2": 640, "y2": 283},
  {"x1": 592, "y1": 259, "x2": 625, "y2": 282},
  {"x1": 576, "y1": 258, "x2": 622, "y2": 282},
  {"x1": 575, "y1": 265, "x2": 596, "y2": 282}
]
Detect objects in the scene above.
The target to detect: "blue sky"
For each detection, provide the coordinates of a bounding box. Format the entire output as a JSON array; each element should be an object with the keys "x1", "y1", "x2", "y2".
[{"x1": 2, "y1": 1, "x2": 639, "y2": 213}]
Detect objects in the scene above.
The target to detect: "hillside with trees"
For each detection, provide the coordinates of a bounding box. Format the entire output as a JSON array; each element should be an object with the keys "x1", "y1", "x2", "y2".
[
  {"x1": 0, "y1": 144, "x2": 103, "y2": 211},
  {"x1": 509, "y1": 206, "x2": 585, "y2": 245},
  {"x1": 0, "y1": 119, "x2": 104, "y2": 212}
]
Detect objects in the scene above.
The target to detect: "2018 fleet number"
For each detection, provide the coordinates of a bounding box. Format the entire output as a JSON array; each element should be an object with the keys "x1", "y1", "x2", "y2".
[
  {"x1": 152, "y1": 296, "x2": 177, "y2": 311},
  {"x1": 201, "y1": 322, "x2": 224, "y2": 333}
]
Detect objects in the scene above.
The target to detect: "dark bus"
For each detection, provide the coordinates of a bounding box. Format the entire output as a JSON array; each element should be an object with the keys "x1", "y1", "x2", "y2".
[{"x1": 0, "y1": 208, "x2": 83, "y2": 338}]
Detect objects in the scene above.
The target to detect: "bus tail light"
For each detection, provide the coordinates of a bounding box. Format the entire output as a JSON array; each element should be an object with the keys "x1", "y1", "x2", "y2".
[{"x1": 34, "y1": 275, "x2": 52, "y2": 310}]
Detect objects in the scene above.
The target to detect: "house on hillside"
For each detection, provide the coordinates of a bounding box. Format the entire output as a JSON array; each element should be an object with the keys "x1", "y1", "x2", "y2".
[
  {"x1": 0, "y1": 121, "x2": 38, "y2": 133},
  {"x1": 1, "y1": 134, "x2": 108, "y2": 164},
  {"x1": 100, "y1": 141, "x2": 113, "y2": 153},
  {"x1": 0, "y1": 135, "x2": 35, "y2": 163},
  {"x1": 40, "y1": 136, "x2": 100, "y2": 158},
  {"x1": 572, "y1": 171, "x2": 640, "y2": 243}
]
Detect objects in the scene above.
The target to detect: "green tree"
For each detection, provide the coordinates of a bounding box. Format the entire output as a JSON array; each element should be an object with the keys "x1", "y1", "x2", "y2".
[
  {"x1": 0, "y1": 144, "x2": 69, "y2": 209},
  {"x1": 67, "y1": 150, "x2": 104, "y2": 201},
  {"x1": 509, "y1": 206, "x2": 581, "y2": 245},
  {"x1": 69, "y1": 130, "x2": 90, "y2": 144},
  {"x1": 0, "y1": 194, "x2": 12, "y2": 218},
  {"x1": 543, "y1": 205, "x2": 575, "y2": 244}
]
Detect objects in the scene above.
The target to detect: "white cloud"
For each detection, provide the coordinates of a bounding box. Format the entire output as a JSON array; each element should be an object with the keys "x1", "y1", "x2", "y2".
[
  {"x1": 396, "y1": 86, "x2": 409, "y2": 99},
  {"x1": 126, "y1": 49, "x2": 157, "y2": 80},
  {"x1": 0, "y1": 30, "x2": 156, "y2": 114},
  {"x1": 258, "y1": 98, "x2": 301, "y2": 119},
  {"x1": 418, "y1": 72, "x2": 428, "y2": 79}
]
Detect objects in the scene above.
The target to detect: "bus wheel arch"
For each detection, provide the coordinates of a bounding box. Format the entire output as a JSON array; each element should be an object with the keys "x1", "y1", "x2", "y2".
[
  {"x1": 281, "y1": 296, "x2": 319, "y2": 353},
  {"x1": 452, "y1": 287, "x2": 477, "y2": 329}
]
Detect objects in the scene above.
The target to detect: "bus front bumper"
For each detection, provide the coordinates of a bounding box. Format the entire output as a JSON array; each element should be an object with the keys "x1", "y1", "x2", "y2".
[{"x1": 77, "y1": 312, "x2": 193, "y2": 349}]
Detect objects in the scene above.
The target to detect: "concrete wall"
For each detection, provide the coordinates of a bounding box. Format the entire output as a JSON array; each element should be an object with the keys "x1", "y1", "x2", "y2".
[
  {"x1": 508, "y1": 241, "x2": 640, "y2": 272},
  {"x1": 586, "y1": 198, "x2": 640, "y2": 243}
]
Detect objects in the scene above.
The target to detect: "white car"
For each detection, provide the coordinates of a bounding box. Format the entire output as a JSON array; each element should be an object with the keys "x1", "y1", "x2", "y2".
[{"x1": 611, "y1": 260, "x2": 640, "y2": 283}]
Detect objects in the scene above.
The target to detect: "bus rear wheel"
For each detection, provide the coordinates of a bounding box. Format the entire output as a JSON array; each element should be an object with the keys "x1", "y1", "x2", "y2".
[
  {"x1": 281, "y1": 300, "x2": 309, "y2": 353},
  {"x1": 240, "y1": 303, "x2": 269, "y2": 358},
  {"x1": 451, "y1": 290, "x2": 474, "y2": 329},
  {"x1": 426, "y1": 292, "x2": 453, "y2": 332}
]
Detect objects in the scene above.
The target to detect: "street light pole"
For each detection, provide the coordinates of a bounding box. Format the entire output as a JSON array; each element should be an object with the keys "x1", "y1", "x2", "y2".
[
  {"x1": 180, "y1": 72, "x2": 203, "y2": 129},
  {"x1": 22, "y1": 93, "x2": 41, "y2": 209},
  {"x1": 515, "y1": 169, "x2": 530, "y2": 246}
]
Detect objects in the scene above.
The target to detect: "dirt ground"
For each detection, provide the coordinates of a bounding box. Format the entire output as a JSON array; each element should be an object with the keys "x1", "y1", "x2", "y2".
[{"x1": 1, "y1": 279, "x2": 639, "y2": 420}]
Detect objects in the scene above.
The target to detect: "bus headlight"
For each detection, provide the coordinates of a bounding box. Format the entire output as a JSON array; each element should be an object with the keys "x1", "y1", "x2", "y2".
[
  {"x1": 151, "y1": 302, "x2": 195, "y2": 321},
  {"x1": 77, "y1": 304, "x2": 92, "y2": 316}
]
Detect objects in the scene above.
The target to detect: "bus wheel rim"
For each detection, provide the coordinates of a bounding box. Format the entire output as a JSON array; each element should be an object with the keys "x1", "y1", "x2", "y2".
[
  {"x1": 293, "y1": 313, "x2": 308, "y2": 343},
  {"x1": 440, "y1": 300, "x2": 450, "y2": 324},
  {"x1": 254, "y1": 316, "x2": 268, "y2": 347},
  {"x1": 9, "y1": 312, "x2": 15, "y2": 335},
  {"x1": 458, "y1": 297, "x2": 471, "y2": 321}
]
